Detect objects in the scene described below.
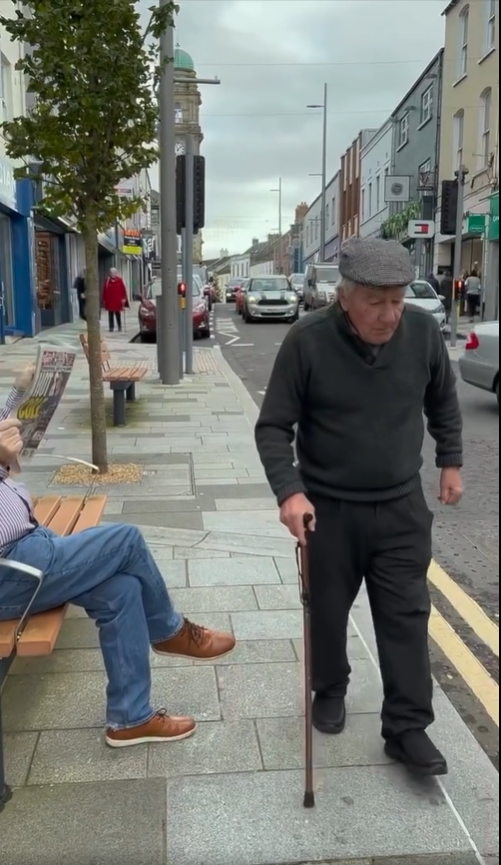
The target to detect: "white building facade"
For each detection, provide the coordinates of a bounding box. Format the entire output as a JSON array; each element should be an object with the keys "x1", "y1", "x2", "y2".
[
  {"x1": 302, "y1": 172, "x2": 341, "y2": 265},
  {"x1": 231, "y1": 253, "x2": 250, "y2": 279},
  {"x1": 359, "y1": 120, "x2": 393, "y2": 239}
]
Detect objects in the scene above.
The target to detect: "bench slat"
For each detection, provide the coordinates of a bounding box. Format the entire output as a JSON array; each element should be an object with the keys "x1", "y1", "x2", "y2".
[
  {"x1": 47, "y1": 496, "x2": 86, "y2": 536},
  {"x1": 34, "y1": 496, "x2": 63, "y2": 525},
  {"x1": 16, "y1": 606, "x2": 68, "y2": 657},
  {"x1": 0, "y1": 622, "x2": 16, "y2": 659},
  {"x1": 72, "y1": 496, "x2": 107, "y2": 533}
]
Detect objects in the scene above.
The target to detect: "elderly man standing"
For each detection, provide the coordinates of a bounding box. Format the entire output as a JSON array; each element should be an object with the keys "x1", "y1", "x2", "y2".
[{"x1": 255, "y1": 238, "x2": 463, "y2": 777}]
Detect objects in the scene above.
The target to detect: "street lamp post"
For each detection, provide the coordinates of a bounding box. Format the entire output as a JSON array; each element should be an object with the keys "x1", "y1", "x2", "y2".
[
  {"x1": 157, "y1": 0, "x2": 180, "y2": 385},
  {"x1": 270, "y1": 178, "x2": 283, "y2": 273},
  {"x1": 308, "y1": 83, "x2": 328, "y2": 262}
]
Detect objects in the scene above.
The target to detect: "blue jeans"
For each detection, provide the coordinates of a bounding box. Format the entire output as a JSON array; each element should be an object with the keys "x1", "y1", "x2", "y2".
[{"x1": 0, "y1": 524, "x2": 183, "y2": 729}]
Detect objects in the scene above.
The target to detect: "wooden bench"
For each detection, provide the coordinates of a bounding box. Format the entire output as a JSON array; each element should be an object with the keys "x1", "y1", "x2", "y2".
[
  {"x1": 80, "y1": 333, "x2": 147, "y2": 427},
  {"x1": 0, "y1": 494, "x2": 107, "y2": 810}
]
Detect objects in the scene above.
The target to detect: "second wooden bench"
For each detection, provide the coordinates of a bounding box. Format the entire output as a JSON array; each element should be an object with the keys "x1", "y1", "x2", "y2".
[{"x1": 80, "y1": 333, "x2": 147, "y2": 426}]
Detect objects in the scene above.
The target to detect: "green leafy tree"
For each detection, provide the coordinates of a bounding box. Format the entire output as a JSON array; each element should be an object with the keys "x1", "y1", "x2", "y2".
[{"x1": 0, "y1": 0, "x2": 176, "y2": 472}]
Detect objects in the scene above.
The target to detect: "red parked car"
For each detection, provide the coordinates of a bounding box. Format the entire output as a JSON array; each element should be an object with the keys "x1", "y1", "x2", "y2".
[
  {"x1": 138, "y1": 276, "x2": 211, "y2": 342},
  {"x1": 235, "y1": 279, "x2": 250, "y2": 315}
]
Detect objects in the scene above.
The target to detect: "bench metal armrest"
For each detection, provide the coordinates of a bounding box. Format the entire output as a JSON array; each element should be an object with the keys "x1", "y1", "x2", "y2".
[{"x1": 0, "y1": 559, "x2": 45, "y2": 644}]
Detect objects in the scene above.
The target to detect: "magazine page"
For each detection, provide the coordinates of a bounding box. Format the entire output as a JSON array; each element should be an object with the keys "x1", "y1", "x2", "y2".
[{"x1": 13, "y1": 343, "x2": 76, "y2": 458}]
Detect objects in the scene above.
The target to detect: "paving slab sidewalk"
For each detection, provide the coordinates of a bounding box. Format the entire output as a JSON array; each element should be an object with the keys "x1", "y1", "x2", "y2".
[{"x1": 0, "y1": 324, "x2": 499, "y2": 865}]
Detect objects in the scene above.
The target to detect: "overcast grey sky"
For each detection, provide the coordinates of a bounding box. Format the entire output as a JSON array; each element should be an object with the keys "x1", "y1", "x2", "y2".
[{"x1": 141, "y1": 0, "x2": 446, "y2": 258}]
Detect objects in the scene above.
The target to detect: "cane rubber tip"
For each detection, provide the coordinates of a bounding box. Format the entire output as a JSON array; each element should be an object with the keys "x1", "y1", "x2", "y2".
[{"x1": 303, "y1": 791, "x2": 315, "y2": 809}]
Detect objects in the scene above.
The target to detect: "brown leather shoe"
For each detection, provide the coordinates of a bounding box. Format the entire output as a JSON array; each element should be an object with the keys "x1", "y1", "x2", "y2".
[
  {"x1": 153, "y1": 618, "x2": 236, "y2": 661},
  {"x1": 106, "y1": 710, "x2": 196, "y2": 748}
]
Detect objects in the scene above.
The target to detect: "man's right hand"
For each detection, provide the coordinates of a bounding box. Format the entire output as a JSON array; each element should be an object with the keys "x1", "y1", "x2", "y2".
[
  {"x1": 0, "y1": 419, "x2": 23, "y2": 467},
  {"x1": 279, "y1": 493, "x2": 316, "y2": 545}
]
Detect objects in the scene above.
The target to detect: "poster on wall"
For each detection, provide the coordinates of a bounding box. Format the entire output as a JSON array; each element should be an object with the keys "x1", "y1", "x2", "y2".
[{"x1": 123, "y1": 229, "x2": 142, "y2": 255}]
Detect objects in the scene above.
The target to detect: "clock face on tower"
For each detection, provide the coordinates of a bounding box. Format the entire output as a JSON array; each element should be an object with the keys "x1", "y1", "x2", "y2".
[{"x1": 175, "y1": 140, "x2": 186, "y2": 156}]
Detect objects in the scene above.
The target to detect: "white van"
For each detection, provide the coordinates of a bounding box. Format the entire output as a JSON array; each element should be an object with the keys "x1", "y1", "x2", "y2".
[{"x1": 303, "y1": 264, "x2": 340, "y2": 311}]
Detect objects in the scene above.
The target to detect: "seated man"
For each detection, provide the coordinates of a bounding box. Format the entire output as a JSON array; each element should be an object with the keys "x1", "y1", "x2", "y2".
[{"x1": 0, "y1": 369, "x2": 236, "y2": 748}]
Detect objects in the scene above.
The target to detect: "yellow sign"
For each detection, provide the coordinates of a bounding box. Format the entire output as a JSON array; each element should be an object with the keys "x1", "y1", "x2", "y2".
[
  {"x1": 180, "y1": 297, "x2": 187, "y2": 310},
  {"x1": 123, "y1": 230, "x2": 142, "y2": 256}
]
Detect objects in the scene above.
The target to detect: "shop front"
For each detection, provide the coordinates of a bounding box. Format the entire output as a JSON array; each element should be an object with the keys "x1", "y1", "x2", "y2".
[
  {"x1": 0, "y1": 158, "x2": 37, "y2": 338},
  {"x1": 34, "y1": 214, "x2": 71, "y2": 329}
]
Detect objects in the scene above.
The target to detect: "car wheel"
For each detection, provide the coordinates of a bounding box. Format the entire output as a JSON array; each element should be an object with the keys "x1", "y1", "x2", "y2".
[
  {"x1": 200, "y1": 327, "x2": 211, "y2": 339},
  {"x1": 243, "y1": 308, "x2": 253, "y2": 323},
  {"x1": 288, "y1": 311, "x2": 299, "y2": 324}
]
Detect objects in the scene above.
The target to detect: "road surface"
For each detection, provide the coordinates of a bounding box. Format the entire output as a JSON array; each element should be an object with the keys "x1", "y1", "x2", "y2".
[{"x1": 215, "y1": 302, "x2": 500, "y2": 767}]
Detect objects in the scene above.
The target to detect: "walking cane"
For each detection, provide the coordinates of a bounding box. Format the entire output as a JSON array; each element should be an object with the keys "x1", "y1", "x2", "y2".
[{"x1": 296, "y1": 513, "x2": 315, "y2": 808}]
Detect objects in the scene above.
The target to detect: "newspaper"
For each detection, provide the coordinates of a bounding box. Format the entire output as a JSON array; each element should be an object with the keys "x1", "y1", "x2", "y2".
[{"x1": 13, "y1": 343, "x2": 76, "y2": 459}]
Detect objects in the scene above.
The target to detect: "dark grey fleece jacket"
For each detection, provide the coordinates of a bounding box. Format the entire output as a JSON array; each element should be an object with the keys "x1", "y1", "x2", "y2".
[{"x1": 255, "y1": 304, "x2": 463, "y2": 505}]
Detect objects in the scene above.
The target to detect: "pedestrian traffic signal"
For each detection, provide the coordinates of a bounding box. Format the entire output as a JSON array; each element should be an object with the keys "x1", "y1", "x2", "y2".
[
  {"x1": 441, "y1": 180, "x2": 459, "y2": 236},
  {"x1": 176, "y1": 155, "x2": 206, "y2": 235},
  {"x1": 193, "y1": 156, "x2": 206, "y2": 235},
  {"x1": 178, "y1": 282, "x2": 186, "y2": 296}
]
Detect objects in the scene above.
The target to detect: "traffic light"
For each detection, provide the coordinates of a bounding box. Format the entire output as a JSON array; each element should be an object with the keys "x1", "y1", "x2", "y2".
[
  {"x1": 176, "y1": 155, "x2": 206, "y2": 235},
  {"x1": 193, "y1": 155, "x2": 206, "y2": 234},
  {"x1": 441, "y1": 180, "x2": 459, "y2": 235},
  {"x1": 178, "y1": 282, "x2": 186, "y2": 296},
  {"x1": 176, "y1": 155, "x2": 186, "y2": 235}
]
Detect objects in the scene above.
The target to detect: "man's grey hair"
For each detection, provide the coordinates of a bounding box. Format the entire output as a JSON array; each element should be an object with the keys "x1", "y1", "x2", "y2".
[{"x1": 337, "y1": 277, "x2": 360, "y2": 296}]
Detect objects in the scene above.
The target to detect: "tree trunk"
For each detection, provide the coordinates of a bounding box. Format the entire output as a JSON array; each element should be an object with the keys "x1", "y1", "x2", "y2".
[{"x1": 82, "y1": 221, "x2": 108, "y2": 473}]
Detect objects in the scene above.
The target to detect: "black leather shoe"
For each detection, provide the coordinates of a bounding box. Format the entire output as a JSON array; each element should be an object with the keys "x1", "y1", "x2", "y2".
[
  {"x1": 312, "y1": 692, "x2": 346, "y2": 735},
  {"x1": 385, "y1": 730, "x2": 448, "y2": 777}
]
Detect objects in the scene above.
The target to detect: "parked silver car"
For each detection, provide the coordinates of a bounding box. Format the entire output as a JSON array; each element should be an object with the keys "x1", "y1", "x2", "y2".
[
  {"x1": 405, "y1": 280, "x2": 447, "y2": 330},
  {"x1": 459, "y1": 321, "x2": 499, "y2": 405},
  {"x1": 242, "y1": 276, "x2": 299, "y2": 323},
  {"x1": 289, "y1": 273, "x2": 305, "y2": 301}
]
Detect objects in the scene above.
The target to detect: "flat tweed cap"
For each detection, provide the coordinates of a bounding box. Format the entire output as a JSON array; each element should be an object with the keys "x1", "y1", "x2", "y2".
[{"x1": 339, "y1": 238, "x2": 414, "y2": 288}]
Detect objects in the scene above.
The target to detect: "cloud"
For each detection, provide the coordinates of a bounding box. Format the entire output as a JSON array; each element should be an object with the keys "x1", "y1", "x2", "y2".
[{"x1": 141, "y1": 0, "x2": 446, "y2": 257}]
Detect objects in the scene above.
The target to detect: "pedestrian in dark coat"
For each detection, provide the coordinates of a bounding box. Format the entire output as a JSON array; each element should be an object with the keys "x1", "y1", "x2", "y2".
[
  {"x1": 74, "y1": 271, "x2": 86, "y2": 321},
  {"x1": 102, "y1": 268, "x2": 129, "y2": 332},
  {"x1": 255, "y1": 238, "x2": 464, "y2": 779},
  {"x1": 440, "y1": 271, "x2": 454, "y2": 322},
  {"x1": 427, "y1": 272, "x2": 441, "y2": 293}
]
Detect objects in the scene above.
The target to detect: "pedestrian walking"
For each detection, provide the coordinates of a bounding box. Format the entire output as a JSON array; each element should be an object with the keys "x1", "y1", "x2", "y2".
[
  {"x1": 465, "y1": 268, "x2": 482, "y2": 322},
  {"x1": 74, "y1": 270, "x2": 86, "y2": 321},
  {"x1": 255, "y1": 237, "x2": 464, "y2": 778},
  {"x1": 440, "y1": 270, "x2": 454, "y2": 324},
  {"x1": 102, "y1": 268, "x2": 129, "y2": 332},
  {"x1": 427, "y1": 272, "x2": 441, "y2": 294}
]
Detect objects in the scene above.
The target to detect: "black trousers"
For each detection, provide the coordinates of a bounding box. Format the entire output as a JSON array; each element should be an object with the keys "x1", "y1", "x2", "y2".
[
  {"x1": 78, "y1": 296, "x2": 86, "y2": 321},
  {"x1": 108, "y1": 311, "x2": 122, "y2": 331},
  {"x1": 308, "y1": 486, "x2": 434, "y2": 739}
]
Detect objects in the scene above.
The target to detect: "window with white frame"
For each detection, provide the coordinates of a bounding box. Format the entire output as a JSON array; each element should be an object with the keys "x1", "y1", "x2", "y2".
[
  {"x1": 331, "y1": 196, "x2": 336, "y2": 224},
  {"x1": 420, "y1": 85, "x2": 434, "y2": 125},
  {"x1": 376, "y1": 176, "x2": 381, "y2": 212},
  {"x1": 453, "y1": 110, "x2": 465, "y2": 171},
  {"x1": 459, "y1": 7, "x2": 469, "y2": 77},
  {"x1": 486, "y1": 0, "x2": 497, "y2": 52},
  {"x1": 326, "y1": 203, "x2": 330, "y2": 226},
  {"x1": 480, "y1": 87, "x2": 492, "y2": 165},
  {"x1": 361, "y1": 189, "x2": 366, "y2": 223},
  {"x1": 399, "y1": 114, "x2": 409, "y2": 148},
  {"x1": 0, "y1": 52, "x2": 13, "y2": 122},
  {"x1": 368, "y1": 183, "x2": 373, "y2": 218}
]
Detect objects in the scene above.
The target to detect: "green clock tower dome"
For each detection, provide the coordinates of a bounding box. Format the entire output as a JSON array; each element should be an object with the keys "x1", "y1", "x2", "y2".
[{"x1": 174, "y1": 47, "x2": 195, "y2": 72}]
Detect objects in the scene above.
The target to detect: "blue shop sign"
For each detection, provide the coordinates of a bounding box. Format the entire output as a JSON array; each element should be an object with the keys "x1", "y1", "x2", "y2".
[{"x1": 0, "y1": 156, "x2": 17, "y2": 210}]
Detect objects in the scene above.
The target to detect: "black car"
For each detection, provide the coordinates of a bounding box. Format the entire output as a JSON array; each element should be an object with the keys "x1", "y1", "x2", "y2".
[{"x1": 225, "y1": 278, "x2": 245, "y2": 302}]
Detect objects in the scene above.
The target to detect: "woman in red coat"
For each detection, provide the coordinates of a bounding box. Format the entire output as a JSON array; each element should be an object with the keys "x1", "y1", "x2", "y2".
[{"x1": 102, "y1": 268, "x2": 129, "y2": 332}]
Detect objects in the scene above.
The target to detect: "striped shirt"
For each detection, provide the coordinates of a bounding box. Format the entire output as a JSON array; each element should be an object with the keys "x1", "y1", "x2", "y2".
[{"x1": 0, "y1": 388, "x2": 37, "y2": 554}]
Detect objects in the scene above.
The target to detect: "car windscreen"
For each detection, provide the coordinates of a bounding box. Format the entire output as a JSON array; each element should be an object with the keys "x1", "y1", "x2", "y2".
[
  {"x1": 315, "y1": 267, "x2": 340, "y2": 284},
  {"x1": 290, "y1": 274, "x2": 304, "y2": 284},
  {"x1": 251, "y1": 278, "x2": 290, "y2": 292},
  {"x1": 406, "y1": 281, "x2": 437, "y2": 300}
]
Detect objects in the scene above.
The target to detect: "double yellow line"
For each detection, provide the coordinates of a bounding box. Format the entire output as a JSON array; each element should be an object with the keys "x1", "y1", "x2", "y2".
[{"x1": 428, "y1": 560, "x2": 499, "y2": 726}]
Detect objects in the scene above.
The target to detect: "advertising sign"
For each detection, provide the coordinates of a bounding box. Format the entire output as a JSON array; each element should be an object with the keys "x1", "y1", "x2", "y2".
[{"x1": 123, "y1": 229, "x2": 142, "y2": 255}]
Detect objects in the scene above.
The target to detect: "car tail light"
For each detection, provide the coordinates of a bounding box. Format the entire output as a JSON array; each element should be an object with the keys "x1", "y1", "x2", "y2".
[{"x1": 466, "y1": 332, "x2": 480, "y2": 350}]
